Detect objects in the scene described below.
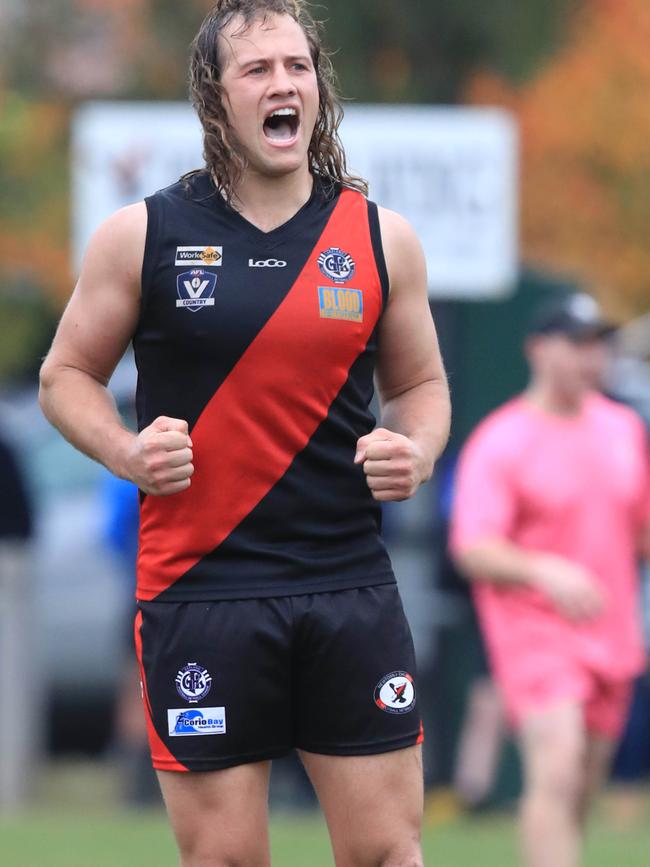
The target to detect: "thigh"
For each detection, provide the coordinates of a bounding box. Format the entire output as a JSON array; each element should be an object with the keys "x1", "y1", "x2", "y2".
[
  {"x1": 300, "y1": 746, "x2": 423, "y2": 867},
  {"x1": 585, "y1": 678, "x2": 632, "y2": 741},
  {"x1": 519, "y1": 701, "x2": 588, "y2": 797},
  {"x1": 497, "y1": 647, "x2": 592, "y2": 731},
  {"x1": 293, "y1": 584, "x2": 422, "y2": 754},
  {"x1": 158, "y1": 762, "x2": 272, "y2": 866},
  {"x1": 135, "y1": 598, "x2": 293, "y2": 772}
]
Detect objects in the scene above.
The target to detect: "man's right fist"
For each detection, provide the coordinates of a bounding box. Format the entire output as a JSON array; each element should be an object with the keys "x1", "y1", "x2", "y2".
[{"x1": 124, "y1": 416, "x2": 194, "y2": 496}]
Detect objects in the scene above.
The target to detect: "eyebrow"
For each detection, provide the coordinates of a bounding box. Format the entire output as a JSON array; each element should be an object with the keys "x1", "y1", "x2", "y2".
[{"x1": 236, "y1": 54, "x2": 312, "y2": 69}]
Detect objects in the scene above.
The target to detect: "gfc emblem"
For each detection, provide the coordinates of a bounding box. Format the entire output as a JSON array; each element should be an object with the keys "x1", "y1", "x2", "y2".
[{"x1": 175, "y1": 662, "x2": 212, "y2": 703}]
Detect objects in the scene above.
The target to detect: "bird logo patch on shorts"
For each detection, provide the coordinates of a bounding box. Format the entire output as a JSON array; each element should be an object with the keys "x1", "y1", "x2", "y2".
[{"x1": 373, "y1": 671, "x2": 416, "y2": 714}]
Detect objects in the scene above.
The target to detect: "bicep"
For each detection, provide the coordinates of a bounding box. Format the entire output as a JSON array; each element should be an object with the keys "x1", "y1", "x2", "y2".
[
  {"x1": 43, "y1": 203, "x2": 146, "y2": 384},
  {"x1": 374, "y1": 208, "x2": 445, "y2": 400}
]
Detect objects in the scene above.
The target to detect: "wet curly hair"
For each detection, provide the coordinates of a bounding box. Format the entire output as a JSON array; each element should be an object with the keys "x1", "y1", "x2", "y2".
[{"x1": 187, "y1": 0, "x2": 368, "y2": 202}]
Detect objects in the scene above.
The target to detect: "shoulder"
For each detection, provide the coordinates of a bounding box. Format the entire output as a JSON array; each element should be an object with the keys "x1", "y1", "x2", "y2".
[
  {"x1": 80, "y1": 202, "x2": 147, "y2": 288},
  {"x1": 152, "y1": 171, "x2": 210, "y2": 203},
  {"x1": 589, "y1": 392, "x2": 648, "y2": 439},
  {"x1": 375, "y1": 207, "x2": 425, "y2": 296},
  {"x1": 86, "y1": 201, "x2": 147, "y2": 249},
  {"x1": 462, "y1": 400, "x2": 531, "y2": 465},
  {"x1": 376, "y1": 206, "x2": 420, "y2": 252}
]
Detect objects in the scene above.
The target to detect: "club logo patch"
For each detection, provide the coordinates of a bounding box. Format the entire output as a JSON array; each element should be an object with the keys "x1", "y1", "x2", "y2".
[
  {"x1": 176, "y1": 269, "x2": 216, "y2": 312},
  {"x1": 175, "y1": 662, "x2": 212, "y2": 703},
  {"x1": 318, "y1": 287, "x2": 363, "y2": 323},
  {"x1": 175, "y1": 246, "x2": 223, "y2": 266},
  {"x1": 374, "y1": 671, "x2": 416, "y2": 714},
  {"x1": 317, "y1": 247, "x2": 356, "y2": 283},
  {"x1": 168, "y1": 707, "x2": 226, "y2": 736}
]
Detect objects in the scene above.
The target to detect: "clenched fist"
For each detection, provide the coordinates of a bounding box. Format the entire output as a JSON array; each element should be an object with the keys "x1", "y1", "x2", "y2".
[
  {"x1": 354, "y1": 427, "x2": 431, "y2": 502},
  {"x1": 123, "y1": 416, "x2": 194, "y2": 496}
]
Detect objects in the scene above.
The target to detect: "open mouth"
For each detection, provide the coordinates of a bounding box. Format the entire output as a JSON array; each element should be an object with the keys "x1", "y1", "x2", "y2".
[{"x1": 263, "y1": 107, "x2": 300, "y2": 144}]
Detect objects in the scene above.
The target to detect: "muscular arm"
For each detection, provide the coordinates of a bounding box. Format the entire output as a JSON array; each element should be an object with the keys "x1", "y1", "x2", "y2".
[
  {"x1": 354, "y1": 208, "x2": 450, "y2": 501},
  {"x1": 39, "y1": 203, "x2": 193, "y2": 495}
]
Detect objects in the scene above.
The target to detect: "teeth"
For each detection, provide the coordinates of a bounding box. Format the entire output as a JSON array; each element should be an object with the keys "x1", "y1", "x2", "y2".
[{"x1": 270, "y1": 108, "x2": 297, "y2": 118}]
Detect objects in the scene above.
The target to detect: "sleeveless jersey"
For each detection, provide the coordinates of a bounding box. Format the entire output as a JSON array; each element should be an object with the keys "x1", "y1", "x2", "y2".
[{"x1": 134, "y1": 171, "x2": 395, "y2": 602}]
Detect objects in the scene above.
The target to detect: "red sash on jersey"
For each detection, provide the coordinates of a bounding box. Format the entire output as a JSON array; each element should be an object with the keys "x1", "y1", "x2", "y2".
[{"x1": 137, "y1": 189, "x2": 384, "y2": 600}]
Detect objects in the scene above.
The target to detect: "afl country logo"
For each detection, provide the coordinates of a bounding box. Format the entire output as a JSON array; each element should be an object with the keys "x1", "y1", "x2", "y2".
[
  {"x1": 176, "y1": 269, "x2": 216, "y2": 312},
  {"x1": 175, "y1": 662, "x2": 212, "y2": 703},
  {"x1": 317, "y1": 247, "x2": 356, "y2": 283},
  {"x1": 374, "y1": 671, "x2": 416, "y2": 714}
]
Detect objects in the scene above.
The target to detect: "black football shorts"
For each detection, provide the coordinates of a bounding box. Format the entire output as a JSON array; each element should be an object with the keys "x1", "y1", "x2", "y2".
[{"x1": 135, "y1": 583, "x2": 422, "y2": 772}]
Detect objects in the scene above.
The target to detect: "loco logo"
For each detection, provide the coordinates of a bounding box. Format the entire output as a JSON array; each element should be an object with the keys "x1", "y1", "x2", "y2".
[
  {"x1": 317, "y1": 247, "x2": 356, "y2": 283},
  {"x1": 175, "y1": 662, "x2": 212, "y2": 703},
  {"x1": 373, "y1": 671, "x2": 416, "y2": 714}
]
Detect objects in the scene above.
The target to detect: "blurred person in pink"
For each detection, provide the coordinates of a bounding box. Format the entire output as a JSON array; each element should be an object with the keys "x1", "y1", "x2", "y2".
[{"x1": 450, "y1": 293, "x2": 650, "y2": 867}]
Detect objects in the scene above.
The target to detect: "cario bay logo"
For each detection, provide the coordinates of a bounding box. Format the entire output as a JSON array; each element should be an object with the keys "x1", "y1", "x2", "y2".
[
  {"x1": 168, "y1": 707, "x2": 227, "y2": 737},
  {"x1": 176, "y1": 269, "x2": 216, "y2": 312}
]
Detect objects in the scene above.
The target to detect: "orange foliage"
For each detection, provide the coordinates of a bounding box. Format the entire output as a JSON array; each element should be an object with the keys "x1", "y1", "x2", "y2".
[
  {"x1": 0, "y1": 98, "x2": 72, "y2": 302},
  {"x1": 465, "y1": 0, "x2": 650, "y2": 319}
]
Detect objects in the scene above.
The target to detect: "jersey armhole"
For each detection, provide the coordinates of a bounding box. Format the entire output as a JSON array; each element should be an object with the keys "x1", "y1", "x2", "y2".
[
  {"x1": 139, "y1": 195, "x2": 161, "y2": 321},
  {"x1": 367, "y1": 200, "x2": 390, "y2": 306}
]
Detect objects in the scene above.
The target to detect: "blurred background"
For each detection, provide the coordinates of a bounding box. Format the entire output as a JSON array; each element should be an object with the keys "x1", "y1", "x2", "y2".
[{"x1": 0, "y1": 0, "x2": 649, "y2": 864}]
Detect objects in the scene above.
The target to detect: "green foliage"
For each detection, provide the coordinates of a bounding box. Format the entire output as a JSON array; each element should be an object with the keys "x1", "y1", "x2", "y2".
[
  {"x1": 0, "y1": 279, "x2": 57, "y2": 385},
  {"x1": 320, "y1": 0, "x2": 580, "y2": 103}
]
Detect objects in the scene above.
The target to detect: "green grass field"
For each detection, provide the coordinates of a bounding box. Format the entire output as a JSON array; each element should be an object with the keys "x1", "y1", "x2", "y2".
[
  {"x1": 2, "y1": 763, "x2": 649, "y2": 866},
  {"x1": 2, "y1": 806, "x2": 650, "y2": 866}
]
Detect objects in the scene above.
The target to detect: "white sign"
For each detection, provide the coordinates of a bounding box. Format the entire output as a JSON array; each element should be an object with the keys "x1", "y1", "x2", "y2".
[{"x1": 72, "y1": 102, "x2": 518, "y2": 298}]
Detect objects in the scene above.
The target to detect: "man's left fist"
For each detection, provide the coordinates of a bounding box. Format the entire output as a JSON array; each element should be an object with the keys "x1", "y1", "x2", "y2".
[{"x1": 354, "y1": 427, "x2": 431, "y2": 502}]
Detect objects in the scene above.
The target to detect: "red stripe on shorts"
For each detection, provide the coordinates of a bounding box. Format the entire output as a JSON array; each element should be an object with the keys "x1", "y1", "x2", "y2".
[{"x1": 134, "y1": 610, "x2": 188, "y2": 772}]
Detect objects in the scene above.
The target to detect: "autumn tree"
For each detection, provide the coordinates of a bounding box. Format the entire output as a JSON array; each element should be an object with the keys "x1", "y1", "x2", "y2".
[{"x1": 466, "y1": 0, "x2": 650, "y2": 319}]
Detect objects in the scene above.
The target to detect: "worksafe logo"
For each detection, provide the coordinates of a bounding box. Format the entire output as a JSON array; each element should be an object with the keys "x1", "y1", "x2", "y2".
[
  {"x1": 175, "y1": 662, "x2": 212, "y2": 702},
  {"x1": 175, "y1": 246, "x2": 223, "y2": 266},
  {"x1": 176, "y1": 270, "x2": 216, "y2": 312},
  {"x1": 168, "y1": 708, "x2": 226, "y2": 737},
  {"x1": 374, "y1": 671, "x2": 416, "y2": 714},
  {"x1": 318, "y1": 287, "x2": 363, "y2": 323}
]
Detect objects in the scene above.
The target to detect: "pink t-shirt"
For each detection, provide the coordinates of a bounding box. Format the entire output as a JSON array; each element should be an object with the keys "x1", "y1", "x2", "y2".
[{"x1": 450, "y1": 393, "x2": 649, "y2": 682}]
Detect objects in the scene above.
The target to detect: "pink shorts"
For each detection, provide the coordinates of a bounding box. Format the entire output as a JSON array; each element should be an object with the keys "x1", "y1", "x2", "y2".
[{"x1": 495, "y1": 651, "x2": 633, "y2": 740}]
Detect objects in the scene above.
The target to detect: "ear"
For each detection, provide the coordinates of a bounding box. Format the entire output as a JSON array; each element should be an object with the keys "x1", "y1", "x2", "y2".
[{"x1": 522, "y1": 335, "x2": 537, "y2": 363}]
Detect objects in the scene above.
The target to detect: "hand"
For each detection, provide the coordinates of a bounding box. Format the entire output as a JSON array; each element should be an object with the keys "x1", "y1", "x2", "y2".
[
  {"x1": 354, "y1": 427, "x2": 430, "y2": 502},
  {"x1": 123, "y1": 416, "x2": 194, "y2": 496},
  {"x1": 529, "y1": 553, "x2": 605, "y2": 622}
]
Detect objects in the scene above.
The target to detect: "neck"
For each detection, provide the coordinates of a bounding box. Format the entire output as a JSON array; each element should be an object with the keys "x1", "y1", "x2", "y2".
[
  {"x1": 525, "y1": 380, "x2": 588, "y2": 417},
  {"x1": 231, "y1": 165, "x2": 314, "y2": 232}
]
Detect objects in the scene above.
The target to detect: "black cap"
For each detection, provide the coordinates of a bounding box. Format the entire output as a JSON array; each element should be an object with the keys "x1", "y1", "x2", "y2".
[{"x1": 527, "y1": 293, "x2": 616, "y2": 341}]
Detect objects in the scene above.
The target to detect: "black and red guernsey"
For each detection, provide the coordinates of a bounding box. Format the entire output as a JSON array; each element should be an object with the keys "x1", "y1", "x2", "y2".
[{"x1": 134, "y1": 170, "x2": 395, "y2": 602}]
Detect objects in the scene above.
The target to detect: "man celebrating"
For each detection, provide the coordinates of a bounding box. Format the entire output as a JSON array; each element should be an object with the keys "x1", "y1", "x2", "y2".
[
  {"x1": 451, "y1": 293, "x2": 650, "y2": 867},
  {"x1": 39, "y1": 2, "x2": 450, "y2": 865}
]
